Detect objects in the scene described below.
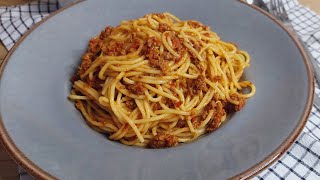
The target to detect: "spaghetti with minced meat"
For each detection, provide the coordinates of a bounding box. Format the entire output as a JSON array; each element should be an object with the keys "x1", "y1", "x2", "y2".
[{"x1": 69, "y1": 12, "x2": 256, "y2": 148}]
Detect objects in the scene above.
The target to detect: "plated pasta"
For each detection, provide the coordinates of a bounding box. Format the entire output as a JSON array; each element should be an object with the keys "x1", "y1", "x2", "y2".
[{"x1": 69, "y1": 13, "x2": 255, "y2": 148}]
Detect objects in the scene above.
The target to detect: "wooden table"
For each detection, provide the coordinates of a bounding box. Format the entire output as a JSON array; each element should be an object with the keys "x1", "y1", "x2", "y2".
[{"x1": 0, "y1": 0, "x2": 319, "y2": 179}]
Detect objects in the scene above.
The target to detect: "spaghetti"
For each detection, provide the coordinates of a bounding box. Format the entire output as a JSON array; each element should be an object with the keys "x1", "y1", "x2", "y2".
[{"x1": 69, "y1": 13, "x2": 256, "y2": 148}]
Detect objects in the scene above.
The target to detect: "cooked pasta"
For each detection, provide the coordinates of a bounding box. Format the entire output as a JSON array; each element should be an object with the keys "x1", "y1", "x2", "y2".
[{"x1": 69, "y1": 12, "x2": 255, "y2": 148}]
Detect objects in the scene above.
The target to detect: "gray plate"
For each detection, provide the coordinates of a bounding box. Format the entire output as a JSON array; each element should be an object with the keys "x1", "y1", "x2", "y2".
[{"x1": 0, "y1": 0, "x2": 314, "y2": 179}]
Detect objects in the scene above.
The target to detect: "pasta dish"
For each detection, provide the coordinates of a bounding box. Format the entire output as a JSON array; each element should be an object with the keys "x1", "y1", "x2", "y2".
[{"x1": 69, "y1": 13, "x2": 255, "y2": 148}]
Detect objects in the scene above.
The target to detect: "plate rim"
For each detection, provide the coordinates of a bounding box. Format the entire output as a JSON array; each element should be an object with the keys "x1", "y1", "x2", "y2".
[{"x1": 0, "y1": 1, "x2": 314, "y2": 179}]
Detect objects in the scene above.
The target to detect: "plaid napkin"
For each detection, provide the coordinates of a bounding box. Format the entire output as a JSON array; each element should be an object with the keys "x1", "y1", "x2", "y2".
[
  {"x1": 0, "y1": 0, "x2": 59, "y2": 50},
  {"x1": 0, "y1": 0, "x2": 320, "y2": 179}
]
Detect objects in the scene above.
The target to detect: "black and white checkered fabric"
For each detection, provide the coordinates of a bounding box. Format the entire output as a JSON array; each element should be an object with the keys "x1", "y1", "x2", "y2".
[
  {"x1": 0, "y1": 0, "x2": 320, "y2": 179},
  {"x1": 0, "y1": 0, "x2": 60, "y2": 49}
]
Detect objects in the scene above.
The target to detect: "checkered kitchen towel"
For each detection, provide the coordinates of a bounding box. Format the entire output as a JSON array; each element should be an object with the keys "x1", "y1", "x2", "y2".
[
  {"x1": 0, "y1": 0, "x2": 74, "y2": 50},
  {"x1": 0, "y1": 0, "x2": 320, "y2": 179},
  {"x1": 0, "y1": 0, "x2": 58, "y2": 50}
]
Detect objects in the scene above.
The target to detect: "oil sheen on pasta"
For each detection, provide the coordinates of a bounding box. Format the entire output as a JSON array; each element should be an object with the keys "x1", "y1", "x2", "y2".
[{"x1": 69, "y1": 13, "x2": 256, "y2": 148}]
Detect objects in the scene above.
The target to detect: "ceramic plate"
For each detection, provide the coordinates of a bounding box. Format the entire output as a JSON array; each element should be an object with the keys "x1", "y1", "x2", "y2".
[{"x1": 0, "y1": 0, "x2": 313, "y2": 179}]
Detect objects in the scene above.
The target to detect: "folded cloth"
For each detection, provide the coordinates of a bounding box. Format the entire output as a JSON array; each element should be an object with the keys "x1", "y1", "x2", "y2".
[
  {"x1": 0, "y1": 0, "x2": 61, "y2": 50},
  {"x1": 0, "y1": 0, "x2": 320, "y2": 180}
]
